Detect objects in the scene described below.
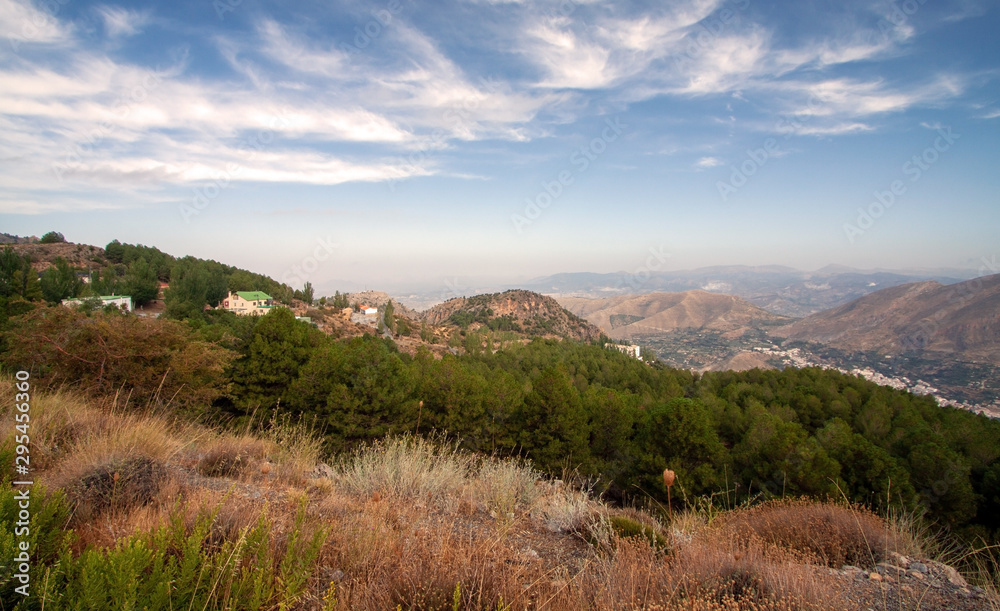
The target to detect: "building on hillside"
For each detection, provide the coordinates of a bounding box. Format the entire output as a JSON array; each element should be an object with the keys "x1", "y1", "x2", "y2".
[
  {"x1": 361, "y1": 305, "x2": 378, "y2": 316},
  {"x1": 62, "y1": 295, "x2": 133, "y2": 312},
  {"x1": 222, "y1": 291, "x2": 274, "y2": 316},
  {"x1": 608, "y1": 343, "x2": 642, "y2": 360}
]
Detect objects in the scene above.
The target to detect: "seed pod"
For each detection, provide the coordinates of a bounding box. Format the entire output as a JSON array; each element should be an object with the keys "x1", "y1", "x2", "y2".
[{"x1": 663, "y1": 468, "x2": 675, "y2": 488}]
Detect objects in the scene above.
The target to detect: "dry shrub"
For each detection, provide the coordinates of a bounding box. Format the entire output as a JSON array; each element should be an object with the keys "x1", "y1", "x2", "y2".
[
  {"x1": 68, "y1": 456, "x2": 167, "y2": 520},
  {"x1": 713, "y1": 498, "x2": 895, "y2": 569},
  {"x1": 268, "y1": 416, "x2": 324, "y2": 485},
  {"x1": 335, "y1": 436, "x2": 472, "y2": 508},
  {"x1": 2, "y1": 306, "x2": 233, "y2": 410},
  {"x1": 197, "y1": 435, "x2": 271, "y2": 478},
  {"x1": 533, "y1": 486, "x2": 594, "y2": 533},
  {"x1": 325, "y1": 501, "x2": 547, "y2": 610},
  {"x1": 471, "y1": 455, "x2": 540, "y2": 517}
]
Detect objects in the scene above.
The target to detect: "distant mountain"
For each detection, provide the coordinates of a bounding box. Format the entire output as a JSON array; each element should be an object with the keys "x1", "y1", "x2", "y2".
[
  {"x1": 421, "y1": 289, "x2": 603, "y2": 342},
  {"x1": 0, "y1": 233, "x2": 39, "y2": 244},
  {"x1": 524, "y1": 266, "x2": 971, "y2": 317},
  {"x1": 771, "y1": 274, "x2": 1000, "y2": 365},
  {"x1": 557, "y1": 291, "x2": 792, "y2": 340}
]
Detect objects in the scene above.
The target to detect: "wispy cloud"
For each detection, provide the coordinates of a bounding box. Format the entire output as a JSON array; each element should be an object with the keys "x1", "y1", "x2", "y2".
[{"x1": 97, "y1": 5, "x2": 148, "y2": 38}]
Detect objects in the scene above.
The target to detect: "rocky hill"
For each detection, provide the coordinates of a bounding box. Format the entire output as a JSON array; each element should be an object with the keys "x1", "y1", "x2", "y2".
[
  {"x1": 557, "y1": 291, "x2": 792, "y2": 340},
  {"x1": 771, "y1": 274, "x2": 1000, "y2": 365},
  {"x1": 3, "y1": 240, "x2": 105, "y2": 272},
  {"x1": 346, "y1": 290, "x2": 420, "y2": 320},
  {"x1": 422, "y1": 289, "x2": 603, "y2": 342}
]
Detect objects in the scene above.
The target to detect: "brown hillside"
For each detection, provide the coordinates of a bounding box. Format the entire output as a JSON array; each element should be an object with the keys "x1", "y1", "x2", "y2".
[
  {"x1": 771, "y1": 274, "x2": 1000, "y2": 364},
  {"x1": 4, "y1": 241, "x2": 105, "y2": 271},
  {"x1": 422, "y1": 289, "x2": 603, "y2": 342},
  {"x1": 558, "y1": 291, "x2": 791, "y2": 340}
]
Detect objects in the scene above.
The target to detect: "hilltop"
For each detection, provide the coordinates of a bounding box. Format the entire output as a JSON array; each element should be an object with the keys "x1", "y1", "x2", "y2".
[
  {"x1": 3, "y1": 240, "x2": 105, "y2": 272},
  {"x1": 422, "y1": 289, "x2": 603, "y2": 343}
]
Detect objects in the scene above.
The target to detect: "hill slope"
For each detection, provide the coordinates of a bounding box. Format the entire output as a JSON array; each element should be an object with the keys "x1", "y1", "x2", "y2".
[
  {"x1": 771, "y1": 274, "x2": 1000, "y2": 365},
  {"x1": 557, "y1": 291, "x2": 792, "y2": 340},
  {"x1": 527, "y1": 266, "x2": 970, "y2": 317},
  {"x1": 422, "y1": 289, "x2": 603, "y2": 342}
]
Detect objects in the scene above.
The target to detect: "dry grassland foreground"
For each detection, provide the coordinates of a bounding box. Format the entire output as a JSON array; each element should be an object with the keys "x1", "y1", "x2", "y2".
[{"x1": 0, "y1": 380, "x2": 997, "y2": 610}]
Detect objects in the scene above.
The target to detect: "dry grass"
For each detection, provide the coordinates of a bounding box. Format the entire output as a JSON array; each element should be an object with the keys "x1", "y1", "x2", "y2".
[
  {"x1": 7, "y1": 379, "x2": 974, "y2": 610},
  {"x1": 197, "y1": 435, "x2": 272, "y2": 477},
  {"x1": 713, "y1": 498, "x2": 897, "y2": 569}
]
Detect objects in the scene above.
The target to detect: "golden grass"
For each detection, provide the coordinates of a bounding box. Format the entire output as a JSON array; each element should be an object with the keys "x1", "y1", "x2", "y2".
[{"x1": 713, "y1": 498, "x2": 897, "y2": 569}]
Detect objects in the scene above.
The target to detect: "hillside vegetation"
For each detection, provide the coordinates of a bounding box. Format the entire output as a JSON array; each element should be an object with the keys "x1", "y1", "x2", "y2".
[
  {"x1": 3, "y1": 239, "x2": 1000, "y2": 608},
  {"x1": 1, "y1": 382, "x2": 994, "y2": 610},
  {"x1": 5, "y1": 303, "x2": 1000, "y2": 539}
]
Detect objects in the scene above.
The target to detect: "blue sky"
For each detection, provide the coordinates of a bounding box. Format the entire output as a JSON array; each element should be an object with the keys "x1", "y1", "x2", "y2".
[{"x1": 1, "y1": 0, "x2": 998, "y2": 294}]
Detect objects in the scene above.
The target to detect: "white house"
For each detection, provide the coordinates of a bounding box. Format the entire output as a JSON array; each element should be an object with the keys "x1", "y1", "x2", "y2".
[
  {"x1": 608, "y1": 343, "x2": 642, "y2": 360},
  {"x1": 62, "y1": 295, "x2": 133, "y2": 312}
]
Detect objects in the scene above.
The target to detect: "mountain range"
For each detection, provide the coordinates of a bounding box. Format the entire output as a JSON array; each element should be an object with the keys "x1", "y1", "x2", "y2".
[
  {"x1": 520, "y1": 266, "x2": 974, "y2": 317},
  {"x1": 556, "y1": 291, "x2": 791, "y2": 340},
  {"x1": 772, "y1": 274, "x2": 1000, "y2": 366}
]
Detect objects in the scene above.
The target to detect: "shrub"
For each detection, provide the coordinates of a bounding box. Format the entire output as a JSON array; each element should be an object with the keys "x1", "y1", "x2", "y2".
[
  {"x1": 713, "y1": 498, "x2": 896, "y2": 568},
  {"x1": 2, "y1": 306, "x2": 233, "y2": 411},
  {"x1": 39, "y1": 231, "x2": 66, "y2": 244},
  {"x1": 197, "y1": 437, "x2": 270, "y2": 478},
  {"x1": 32, "y1": 501, "x2": 327, "y2": 610},
  {"x1": 335, "y1": 435, "x2": 472, "y2": 507},
  {"x1": 69, "y1": 456, "x2": 167, "y2": 521}
]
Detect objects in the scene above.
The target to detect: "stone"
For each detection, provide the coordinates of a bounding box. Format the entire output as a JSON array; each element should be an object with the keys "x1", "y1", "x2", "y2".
[
  {"x1": 909, "y1": 571, "x2": 925, "y2": 581},
  {"x1": 940, "y1": 564, "x2": 968, "y2": 587},
  {"x1": 869, "y1": 572, "x2": 882, "y2": 581},
  {"x1": 888, "y1": 552, "x2": 911, "y2": 568},
  {"x1": 910, "y1": 562, "x2": 928, "y2": 573}
]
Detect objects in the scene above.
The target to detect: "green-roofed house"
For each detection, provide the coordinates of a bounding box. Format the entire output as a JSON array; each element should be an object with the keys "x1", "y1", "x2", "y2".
[{"x1": 223, "y1": 291, "x2": 275, "y2": 316}]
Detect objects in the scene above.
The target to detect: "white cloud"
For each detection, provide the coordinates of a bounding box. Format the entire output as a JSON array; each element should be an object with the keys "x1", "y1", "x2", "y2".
[
  {"x1": 695, "y1": 156, "x2": 722, "y2": 168},
  {"x1": 97, "y1": 5, "x2": 147, "y2": 38},
  {"x1": 0, "y1": 0, "x2": 70, "y2": 46}
]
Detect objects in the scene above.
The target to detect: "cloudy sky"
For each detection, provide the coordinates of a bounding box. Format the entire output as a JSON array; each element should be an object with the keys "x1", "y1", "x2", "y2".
[{"x1": 1, "y1": 0, "x2": 998, "y2": 293}]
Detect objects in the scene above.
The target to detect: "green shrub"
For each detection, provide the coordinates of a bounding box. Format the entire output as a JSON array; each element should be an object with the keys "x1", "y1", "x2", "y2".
[
  {"x1": 607, "y1": 515, "x2": 670, "y2": 550},
  {"x1": 2, "y1": 496, "x2": 326, "y2": 610}
]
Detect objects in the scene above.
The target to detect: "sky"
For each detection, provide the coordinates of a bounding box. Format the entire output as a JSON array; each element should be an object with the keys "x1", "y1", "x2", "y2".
[{"x1": 1, "y1": 0, "x2": 998, "y2": 295}]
